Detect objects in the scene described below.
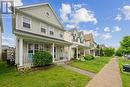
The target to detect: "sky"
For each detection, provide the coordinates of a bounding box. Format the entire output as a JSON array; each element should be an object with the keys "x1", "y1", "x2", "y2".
[{"x1": 2, "y1": 0, "x2": 130, "y2": 48}]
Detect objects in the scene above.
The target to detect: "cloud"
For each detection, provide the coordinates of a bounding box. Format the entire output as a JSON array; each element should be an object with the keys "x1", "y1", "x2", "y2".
[
  {"x1": 66, "y1": 24, "x2": 76, "y2": 29},
  {"x1": 101, "y1": 33, "x2": 112, "y2": 40},
  {"x1": 60, "y1": 4, "x2": 71, "y2": 22},
  {"x1": 122, "y1": 5, "x2": 130, "y2": 20},
  {"x1": 113, "y1": 26, "x2": 121, "y2": 32},
  {"x1": 107, "y1": 43, "x2": 120, "y2": 49},
  {"x1": 14, "y1": 0, "x2": 23, "y2": 6},
  {"x1": 104, "y1": 27, "x2": 110, "y2": 32},
  {"x1": 2, "y1": 35, "x2": 15, "y2": 47},
  {"x1": 72, "y1": 8, "x2": 97, "y2": 24},
  {"x1": 60, "y1": 3, "x2": 97, "y2": 26},
  {"x1": 80, "y1": 29, "x2": 100, "y2": 37},
  {"x1": 115, "y1": 14, "x2": 122, "y2": 21},
  {"x1": 72, "y1": 4, "x2": 82, "y2": 10}
]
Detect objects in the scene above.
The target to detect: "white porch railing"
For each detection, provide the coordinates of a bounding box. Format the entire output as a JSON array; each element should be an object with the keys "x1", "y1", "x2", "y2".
[
  {"x1": 23, "y1": 53, "x2": 68, "y2": 66},
  {"x1": 23, "y1": 53, "x2": 33, "y2": 67},
  {"x1": 54, "y1": 53, "x2": 68, "y2": 62}
]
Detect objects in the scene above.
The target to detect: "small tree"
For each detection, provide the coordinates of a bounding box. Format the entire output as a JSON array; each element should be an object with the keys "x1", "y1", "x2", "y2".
[
  {"x1": 115, "y1": 47, "x2": 123, "y2": 56},
  {"x1": 33, "y1": 51, "x2": 53, "y2": 67},
  {"x1": 84, "y1": 55, "x2": 95, "y2": 60},
  {"x1": 120, "y1": 36, "x2": 130, "y2": 54},
  {"x1": 99, "y1": 48, "x2": 104, "y2": 56},
  {"x1": 103, "y1": 47, "x2": 115, "y2": 57}
]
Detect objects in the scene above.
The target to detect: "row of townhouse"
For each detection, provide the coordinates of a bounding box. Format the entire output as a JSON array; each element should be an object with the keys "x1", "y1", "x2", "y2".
[
  {"x1": 12, "y1": 3, "x2": 97, "y2": 68},
  {"x1": 0, "y1": 14, "x2": 3, "y2": 60}
]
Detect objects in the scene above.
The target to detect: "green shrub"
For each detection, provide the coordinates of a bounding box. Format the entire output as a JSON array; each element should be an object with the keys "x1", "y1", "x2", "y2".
[
  {"x1": 33, "y1": 51, "x2": 53, "y2": 67},
  {"x1": 84, "y1": 55, "x2": 95, "y2": 60}
]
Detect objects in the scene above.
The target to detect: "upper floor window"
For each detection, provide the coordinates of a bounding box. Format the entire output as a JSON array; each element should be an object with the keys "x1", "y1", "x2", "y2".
[
  {"x1": 41, "y1": 28, "x2": 46, "y2": 34},
  {"x1": 45, "y1": 11, "x2": 50, "y2": 17},
  {"x1": 50, "y1": 31, "x2": 54, "y2": 36},
  {"x1": 80, "y1": 38, "x2": 84, "y2": 43},
  {"x1": 60, "y1": 34, "x2": 63, "y2": 38},
  {"x1": 23, "y1": 16, "x2": 31, "y2": 28}
]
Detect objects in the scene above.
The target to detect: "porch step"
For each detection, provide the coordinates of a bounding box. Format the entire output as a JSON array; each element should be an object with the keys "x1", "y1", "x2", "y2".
[{"x1": 56, "y1": 62, "x2": 66, "y2": 65}]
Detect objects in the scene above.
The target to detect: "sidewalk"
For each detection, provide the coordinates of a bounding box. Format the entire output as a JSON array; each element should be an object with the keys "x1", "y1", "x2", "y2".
[{"x1": 86, "y1": 58, "x2": 122, "y2": 87}]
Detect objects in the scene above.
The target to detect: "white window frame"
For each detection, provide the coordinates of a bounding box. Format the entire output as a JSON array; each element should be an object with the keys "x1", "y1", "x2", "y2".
[
  {"x1": 27, "y1": 43, "x2": 45, "y2": 54},
  {"x1": 49, "y1": 27, "x2": 54, "y2": 36},
  {"x1": 40, "y1": 23, "x2": 47, "y2": 34},
  {"x1": 22, "y1": 15, "x2": 32, "y2": 29}
]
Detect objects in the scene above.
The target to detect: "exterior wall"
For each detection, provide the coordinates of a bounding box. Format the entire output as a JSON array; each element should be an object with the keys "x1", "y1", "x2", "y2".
[
  {"x1": 20, "y1": 5, "x2": 62, "y2": 28},
  {"x1": 16, "y1": 13, "x2": 64, "y2": 40},
  {"x1": 64, "y1": 32, "x2": 71, "y2": 42},
  {"x1": 70, "y1": 48, "x2": 75, "y2": 58}
]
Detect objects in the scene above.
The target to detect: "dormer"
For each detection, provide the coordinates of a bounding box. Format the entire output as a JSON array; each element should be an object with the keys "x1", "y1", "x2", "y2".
[
  {"x1": 78, "y1": 31, "x2": 84, "y2": 44},
  {"x1": 69, "y1": 29, "x2": 78, "y2": 42}
]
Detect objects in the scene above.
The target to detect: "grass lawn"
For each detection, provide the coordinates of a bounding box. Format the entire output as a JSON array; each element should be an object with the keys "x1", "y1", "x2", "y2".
[
  {"x1": 0, "y1": 61, "x2": 90, "y2": 87},
  {"x1": 69, "y1": 57, "x2": 112, "y2": 73},
  {"x1": 118, "y1": 57, "x2": 130, "y2": 87}
]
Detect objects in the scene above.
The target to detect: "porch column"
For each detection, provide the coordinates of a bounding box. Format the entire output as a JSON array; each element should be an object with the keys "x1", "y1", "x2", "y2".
[
  {"x1": 52, "y1": 43, "x2": 55, "y2": 62},
  {"x1": 19, "y1": 38, "x2": 23, "y2": 66},
  {"x1": 15, "y1": 37, "x2": 19, "y2": 64},
  {"x1": 76, "y1": 47, "x2": 78, "y2": 59},
  {"x1": 94, "y1": 50, "x2": 96, "y2": 56},
  {"x1": 68, "y1": 46, "x2": 71, "y2": 61},
  {"x1": 84, "y1": 48, "x2": 86, "y2": 56}
]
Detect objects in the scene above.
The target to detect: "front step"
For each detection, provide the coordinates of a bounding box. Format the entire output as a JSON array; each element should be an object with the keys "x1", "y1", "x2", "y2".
[{"x1": 56, "y1": 62, "x2": 66, "y2": 65}]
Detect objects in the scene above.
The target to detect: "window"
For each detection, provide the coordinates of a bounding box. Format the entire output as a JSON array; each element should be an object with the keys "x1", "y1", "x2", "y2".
[
  {"x1": 39, "y1": 44, "x2": 44, "y2": 51},
  {"x1": 50, "y1": 31, "x2": 54, "y2": 36},
  {"x1": 34, "y1": 44, "x2": 39, "y2": 53},
  {"x1": 23, "y1": 16, "x2": 31, "y2": 28},
  {"x1": 60, "y1": 34, "x2": 63, "y2": 38},
  {"x1": 45, "y1": 11, "x2": 50, "y2": 17},
  {"x1": 41, "y1": 28, "x2": 46, "y2": 34},
  {"x1": 28, "y1": 43, "x2": 33, "y2": 53}
]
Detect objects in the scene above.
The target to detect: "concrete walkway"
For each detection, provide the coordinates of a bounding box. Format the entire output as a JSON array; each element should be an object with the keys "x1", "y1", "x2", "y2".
[
  {"x1": 86, "y1": 58, "x2": 122, "y2": 87},
  {"x1": 62, "y1": 64, "x2": 95, "y2": 78}
]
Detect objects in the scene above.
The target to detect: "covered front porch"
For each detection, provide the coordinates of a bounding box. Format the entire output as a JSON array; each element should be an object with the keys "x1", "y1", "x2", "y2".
[
  {"x1": 70, "y1": 44, "x2": 87, "y2": 59},
  {"x1": 15, "y1": 35, "x2": 71, "y2": 67}
]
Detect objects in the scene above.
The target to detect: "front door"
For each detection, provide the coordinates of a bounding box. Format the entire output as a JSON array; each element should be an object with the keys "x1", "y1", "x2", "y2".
[{"x1": 28, "y1": 43, "x2": 33, "y2": 62}]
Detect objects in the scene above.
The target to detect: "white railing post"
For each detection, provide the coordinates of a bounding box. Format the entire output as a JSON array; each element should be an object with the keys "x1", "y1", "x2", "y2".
[
  {"x1": 52, "y1": 43, "x2": 55, "y2": 62},
  {"x1": 76, "y1": 47, "x2": 78, "y2": 59},
  {"x1": 68, "y1": 46, "x2": 71, "y2": 61},
  {"x1": 84, "y1": 48, "x2": 86, "y2": 56}
]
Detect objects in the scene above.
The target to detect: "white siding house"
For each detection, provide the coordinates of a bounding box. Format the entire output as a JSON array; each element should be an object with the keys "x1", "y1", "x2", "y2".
[
  {"x1": 12, "y1": 3, "x2": 72, "y2": 67},
  {"x1": 64, "y1": 28, "x2": 88, "y2": 59},
  {"x1": 84, "y1": 33, "x2": 98, "y2": 56}
]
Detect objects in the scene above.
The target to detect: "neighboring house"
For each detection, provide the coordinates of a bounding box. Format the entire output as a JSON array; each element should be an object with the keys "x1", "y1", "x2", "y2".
[
  {"x1": 2, "y1": 45, "x2": 15, "y2": 61},
  {"x1": 64, "y1": 28, "x2": 87, "y2": 59},
  {"x1": 0, "y1": 14, "x2": 3, "y2": 60},
  {"x1": 84, "y1": 33, "x2": 98, "y2": 56},
  {"x1": 99, "y1": 44, "x2": 106, "y2": 49},
  {"x1": 12, "y1": 3, "x2": 72, "y2": 67}
]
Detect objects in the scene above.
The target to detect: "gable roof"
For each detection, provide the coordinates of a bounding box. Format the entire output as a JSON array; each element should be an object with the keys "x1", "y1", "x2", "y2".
[
  {"x1": 68, "y1": 28, "x2": 77, "y2": 32},
  {"x1": 78, "y1": 31, "x2": 84, "y2": 36},
  {"x1": 16, "y1": 3, "x2": 64, "y2": 30},
  {"x1": 84, "y1": 33, "x2": 94, "y2": 41}
]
